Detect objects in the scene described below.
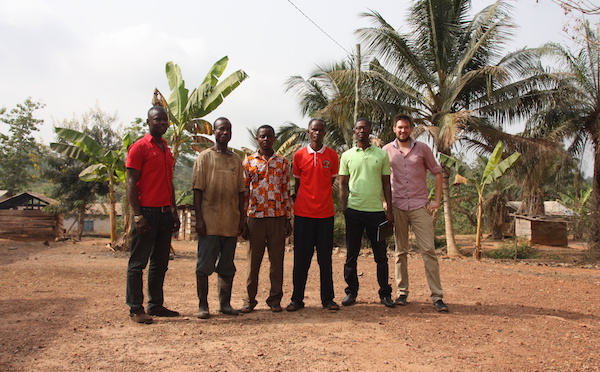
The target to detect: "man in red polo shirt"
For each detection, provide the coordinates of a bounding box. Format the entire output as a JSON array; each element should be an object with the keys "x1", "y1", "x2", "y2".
[
  {"x1": 125, "y1": 106, "x2": 181, "y2": 324},
  {"x1": 286, "y1": 118, "x2": 340, "y2": 312}
]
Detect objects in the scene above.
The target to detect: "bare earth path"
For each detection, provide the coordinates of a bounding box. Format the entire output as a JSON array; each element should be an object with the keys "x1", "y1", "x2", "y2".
[{"x1": 1, "y1": 238, "x2": 599, "y2": 371}]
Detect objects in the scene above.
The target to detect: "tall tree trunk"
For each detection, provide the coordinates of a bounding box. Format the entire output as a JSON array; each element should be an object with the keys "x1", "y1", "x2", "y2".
[
  {"x1": 590, "y1": 141, "x2": 600, "y2": 256},
  {"x1": 108, "y1": 176, "x2": 117, "y2": 245},
  {"x1": 76, "y1": 204, "x2": 85, "y2": 240},
  {"x1": 442, "y1": 170, "x2": 460, "y2": 257},
  {"x1": 474, "y1": 195, "x2": 484, "y2": 260}
]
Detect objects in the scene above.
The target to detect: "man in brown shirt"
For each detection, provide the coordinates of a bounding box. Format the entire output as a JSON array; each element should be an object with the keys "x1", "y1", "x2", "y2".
[{"x1": 192, "y1": 117, "x2": 245, "y2": 319}]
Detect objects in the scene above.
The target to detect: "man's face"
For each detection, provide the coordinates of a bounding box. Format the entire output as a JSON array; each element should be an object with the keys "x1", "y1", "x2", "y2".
[
  {"x1": 214, "y1": 119, "x2": 232, "y2": 146},
  {"x1": 256, "y1": 128, "x2": 276, "y2": 152},
  {"x1": 394, "y1": 119, "x2": 412, "y2": 142},
  {"x1": 307, "y1": 120, "x2": 326, "y2": 144},
  {"x1": 353, "y1": 120, "x2": 372, "y2": 142},
  {"x1": 147, "y1": 109, "x2": 169, "y2": 137}
]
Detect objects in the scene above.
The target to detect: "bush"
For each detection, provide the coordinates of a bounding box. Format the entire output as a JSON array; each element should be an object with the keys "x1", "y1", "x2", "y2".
[{"x1": 487, "y1": 240, "x2": 540, "y2": 259}]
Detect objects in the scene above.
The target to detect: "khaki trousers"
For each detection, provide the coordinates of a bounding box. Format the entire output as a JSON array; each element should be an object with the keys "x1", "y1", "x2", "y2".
[
  {"x1": 392, "y1": 206, "x2": 443, "y2": 302},
  {"x1": 245, "y1": 216, "x2": 286, "y2": 308}
]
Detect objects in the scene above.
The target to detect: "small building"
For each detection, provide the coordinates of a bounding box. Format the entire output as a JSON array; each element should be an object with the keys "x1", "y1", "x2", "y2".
[
  {"x1": 64, "y1": 203, "x2": 122, "y2": 238},
  {"x1": 0, "y1": 192, "x2": 63, "y2": 241},
  {"x1": 177, "y1": 204, "x2": 197, "y2": 241},
  {"x1": 507, "y1": 201, "x2": 574, "y2": 247}
]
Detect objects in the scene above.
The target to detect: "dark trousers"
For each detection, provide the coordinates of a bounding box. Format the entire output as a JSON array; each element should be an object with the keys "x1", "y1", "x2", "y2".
[
  {"x1": 291, "y1": 215, "x2": 335, "y2": 306},
  {"x1": 343, "y1": 208, "x2": 392, "y2": 298},
  {"x1": 126, "y1": 209, "x2": 174, "y2": 313}
]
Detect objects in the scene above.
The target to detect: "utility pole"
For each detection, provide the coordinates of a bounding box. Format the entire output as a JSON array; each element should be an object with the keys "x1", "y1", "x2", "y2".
[{"x1": 353, "y1": 44, "x2": 361, "y2": 125}]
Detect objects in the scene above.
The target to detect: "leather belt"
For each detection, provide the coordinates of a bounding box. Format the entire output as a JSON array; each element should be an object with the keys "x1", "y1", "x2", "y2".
[{"x1": 141, "y1": 206, "x2": 172, "y2": 213}]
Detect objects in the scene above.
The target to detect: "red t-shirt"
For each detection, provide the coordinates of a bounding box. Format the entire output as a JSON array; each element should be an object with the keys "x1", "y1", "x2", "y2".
[
  {"x1": 126, "y1": 133, "x2": 174, "y2": 207},
  {"x1": 292, "y1": 145, "x2": 338, "y2": 218}
]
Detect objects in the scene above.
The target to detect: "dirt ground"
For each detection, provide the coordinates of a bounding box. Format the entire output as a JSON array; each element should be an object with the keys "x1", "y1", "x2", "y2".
[{"x1": 1, "y1": 236, "x2": 599, "y2": 372}]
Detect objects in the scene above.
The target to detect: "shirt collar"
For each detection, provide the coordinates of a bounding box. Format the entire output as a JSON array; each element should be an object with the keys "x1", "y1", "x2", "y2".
[
  {"x1": 393, "y1": 138, "x2": 415, "y2": 149},
  {"x1": 143, "y1": 133, "x2": 167, "y2": 146},
  {"x1": 306, "y1": 144, "x2": 327, "y2": 154}
]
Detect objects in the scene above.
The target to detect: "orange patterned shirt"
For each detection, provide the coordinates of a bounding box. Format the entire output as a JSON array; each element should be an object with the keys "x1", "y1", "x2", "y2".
[{"x1": 243, "y1": 152, "x2": 291, "y2": 218}]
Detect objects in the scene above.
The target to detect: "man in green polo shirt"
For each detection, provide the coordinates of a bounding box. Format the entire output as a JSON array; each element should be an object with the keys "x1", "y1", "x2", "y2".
[{"x1": 339, "y1": 119, "x2": 395, "y2": 308}]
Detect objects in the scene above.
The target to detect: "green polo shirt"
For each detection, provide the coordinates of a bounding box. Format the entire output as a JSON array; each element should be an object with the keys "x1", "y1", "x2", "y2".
[{"x1": 339, "y1": 145, "x2": 391, "y2": 212}]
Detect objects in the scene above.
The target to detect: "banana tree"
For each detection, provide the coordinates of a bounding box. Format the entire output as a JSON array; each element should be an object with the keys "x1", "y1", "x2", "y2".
[
  {"x1": 50, "y1": 128, "x2": 135, "y2": 245},
  {"x1": 159, "y1": 56, "x2": 248, "y2": 161},
  {"x1": 441, "y1": 141, "x2": 520, "y2": 259}
]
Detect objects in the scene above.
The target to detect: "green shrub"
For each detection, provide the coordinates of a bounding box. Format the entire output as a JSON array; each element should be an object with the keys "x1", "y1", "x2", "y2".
[{"x1": 487, "y1": 240, "x2": 540, "y2": 259}]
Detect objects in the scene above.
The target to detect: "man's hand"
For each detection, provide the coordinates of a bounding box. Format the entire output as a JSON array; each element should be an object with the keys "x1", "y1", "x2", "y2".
[
  {"x1": 385, "y1": 210, "x2": 394, "y2": 228},
  {"x1": 284, "y1": 219, "x2": 293, "y2": 237},
  {"x1": 135, "y1": 218, "x2": 151, "y2": 235},
  {"x1": 427, "y1": 200, "x2": 441, "y2": 212},
  {"x1": 172, "y1": 213, "x2": 181, "y2": 233},
  {"x1": 195, "y1": 218, "x2": 207, "y2": 236},
  {"x1": 241, "y1": 222, "x2": 250, "y2": 240}
]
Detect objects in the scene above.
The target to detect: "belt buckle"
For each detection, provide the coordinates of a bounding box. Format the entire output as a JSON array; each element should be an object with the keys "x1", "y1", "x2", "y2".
[{"x1": 161, "y1": 206, "x2": 171, "y2": 213}]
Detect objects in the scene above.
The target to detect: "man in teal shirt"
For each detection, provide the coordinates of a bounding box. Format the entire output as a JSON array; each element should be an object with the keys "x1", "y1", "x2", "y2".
[{"x1": 339, "y1": 119, "x2": 395, "y2": 308}]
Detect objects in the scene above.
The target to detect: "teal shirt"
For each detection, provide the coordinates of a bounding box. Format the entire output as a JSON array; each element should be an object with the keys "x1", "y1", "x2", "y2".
[{"x1": 339, "y1": 145, "x2": 391, "y2": 212}]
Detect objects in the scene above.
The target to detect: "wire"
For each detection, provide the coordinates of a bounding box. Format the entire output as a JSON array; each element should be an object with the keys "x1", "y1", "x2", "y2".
[{"x1": 284, "y1": 0, "x2": 351, "y2": 55}]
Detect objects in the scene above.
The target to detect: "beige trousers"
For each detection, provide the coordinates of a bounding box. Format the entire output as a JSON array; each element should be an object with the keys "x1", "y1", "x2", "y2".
[{"x1": 392, "y1": 206, "x2": 443, "y2": 302}]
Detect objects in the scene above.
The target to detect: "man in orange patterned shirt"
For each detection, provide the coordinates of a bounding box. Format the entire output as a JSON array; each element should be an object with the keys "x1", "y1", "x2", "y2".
[{"x1": 240, "y1": 125, "x2": 292, "y2": 313}]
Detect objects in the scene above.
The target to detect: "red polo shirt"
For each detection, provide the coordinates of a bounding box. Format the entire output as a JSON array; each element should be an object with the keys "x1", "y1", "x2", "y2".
[
  {"x1": 126, "y1": 133, "x2": 174, "y2": 207},
  {"x1": 292, "y1": 145, "x2": 338, "y2": 219}
]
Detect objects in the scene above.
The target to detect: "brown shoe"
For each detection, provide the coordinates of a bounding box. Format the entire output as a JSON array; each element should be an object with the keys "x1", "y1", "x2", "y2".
[
  {"x1": 269, "y1": 305, "x2": 283, "y2": 313},
  {"x1": 130, "y1": 310, "x2": 153, "y2": 324}
]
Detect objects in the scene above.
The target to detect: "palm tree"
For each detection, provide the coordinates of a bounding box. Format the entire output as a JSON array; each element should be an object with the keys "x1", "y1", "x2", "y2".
[
  {"x1": 526, "y1": 21, "x2": 600, "y2": 254},
  {"x1": 350, "y1": 0, "x2": 550, "y2": 257}
]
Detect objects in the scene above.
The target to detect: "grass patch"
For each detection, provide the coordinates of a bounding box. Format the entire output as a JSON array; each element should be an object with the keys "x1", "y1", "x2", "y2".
[{"x1": 487, "y1": 239, "x2": 541, "y2": 259}]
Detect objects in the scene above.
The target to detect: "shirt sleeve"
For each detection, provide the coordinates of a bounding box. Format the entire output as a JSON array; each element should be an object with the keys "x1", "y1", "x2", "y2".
[
  {"x1": 422, "y1": 144, "x2": 443, "y2": 175},
  {"x1": 380, "y1": 149, "x2": 391, "y2": 176},
  {"x1": 338, "y1": 151, "x2": 349, "y2": 176},
  {"x1": 125, "y1": 141, "x2": 143, "y2": 170},
  {"x1": 242, "y1": 156, "x2": 251, "y2": 189},
  {"x1": 236, "y1": 154, "x2": 246, "y2": 193},
  {"x1": 330, "y1": 149, "x2": 339, "y2": 178},
  {"x1": 191, "y1": 153, "x2": 205, "y2": 191},
  {"x1": 282, "y1": 157, "x2": 291, "y2": 218}
]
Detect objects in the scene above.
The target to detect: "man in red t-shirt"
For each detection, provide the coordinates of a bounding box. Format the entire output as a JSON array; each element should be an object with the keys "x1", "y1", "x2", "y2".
[
  {"x1": 286, "y1": 118, "x2": 340, "y2": 312},
  {"x1": 125, "y1": 106, "x2": 181, "y2": 324}
]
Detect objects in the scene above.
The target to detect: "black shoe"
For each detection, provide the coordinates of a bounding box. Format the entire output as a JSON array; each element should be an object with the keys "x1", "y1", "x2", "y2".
[
  {"x1": 433, "y1": 299, "x2": 449, "y2": 312},
  {"x1": 286, "y1": 301, "x2": 304, "y2": 312},
  {"x1": 323, "y1": 300, "x2": 340, "y2": 311},
  {"x1": 147, "y1": 306, "x2": 180, "y2": 317},
  {"x1": 394, "y1": 295, "x2": 408, "y2": 306},
  {"x1": 341, "y1": 293, "x2": 356, "y2": 306},
  {"x1": 381, "y1": 296, "x2": 395, "y2": 308}
]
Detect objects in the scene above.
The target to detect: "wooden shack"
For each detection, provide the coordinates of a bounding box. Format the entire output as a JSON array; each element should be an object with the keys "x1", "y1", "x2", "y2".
[
  {"x1": 507, "y1": 201, "x2": 573, "y2": 247},
  {"x1": 0, "y1": 192, "x2": 64, "y2": 241}
]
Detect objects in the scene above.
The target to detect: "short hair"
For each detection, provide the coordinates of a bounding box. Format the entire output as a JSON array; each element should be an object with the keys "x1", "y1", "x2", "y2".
[
  {"x1": 394, "y1": 114, "x2": 414, "y2": 127},
  {"x1": 148, "y1": 105, "x2": 166, "y2": 117},
  {"x1": 213, "y1": 117, "x2": 231, "y2": 129},
  {"x1": 256, "y1": 124, "x2": 275, "y2": 136},
  {"x1": 308, "y1": 118, "x2": 326, "y2": 128},
  {"x1": 355, "y1": 118, "x2": 372, "y2": 127}
]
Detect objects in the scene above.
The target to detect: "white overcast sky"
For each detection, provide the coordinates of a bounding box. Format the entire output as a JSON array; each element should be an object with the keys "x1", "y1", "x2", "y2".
[{"x1": 0, "y1": 0, "x2": 596, "y2": 157}]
